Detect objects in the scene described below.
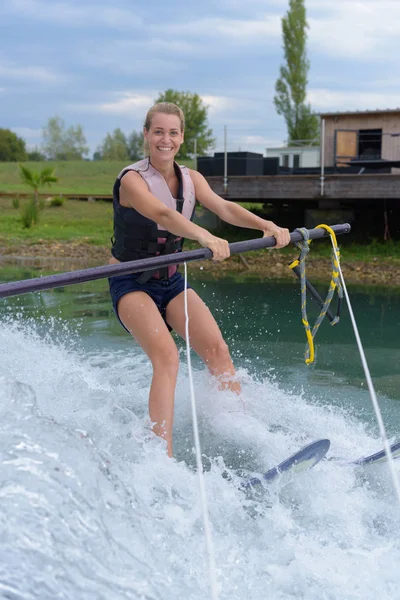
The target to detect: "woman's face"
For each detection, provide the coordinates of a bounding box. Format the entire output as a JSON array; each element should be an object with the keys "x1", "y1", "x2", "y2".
[{"x1": 144, "y1": 113, "x2": 184, "y2": 162}]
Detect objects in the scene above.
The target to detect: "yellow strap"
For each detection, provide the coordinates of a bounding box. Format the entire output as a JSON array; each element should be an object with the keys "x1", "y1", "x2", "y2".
[
  {"x1": 302, "y1": 318, "x2": 315, "y2": 364},
  {"x1": 316, "y1": 224, "x2": 341, "y2": 292},
  {"x1": 293, "y1": 224, "x2": 342, "y2": 365},
  {"x1": 315, "y1": 223, "x2": 339, "y2": 248}
]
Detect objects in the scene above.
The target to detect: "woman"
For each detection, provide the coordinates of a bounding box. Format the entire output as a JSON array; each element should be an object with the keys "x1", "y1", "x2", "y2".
[{"x1": 109, "y1": 102, "x2": 290, "y2": 457}]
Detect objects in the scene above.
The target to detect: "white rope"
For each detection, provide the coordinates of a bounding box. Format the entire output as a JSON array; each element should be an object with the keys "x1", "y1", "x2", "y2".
[
  {"x1": 183, "y1": 262, "x2": 219, "y2": 600},
  {"x1": 330, "y1": 241, "x2": 400, "y2": 504}
]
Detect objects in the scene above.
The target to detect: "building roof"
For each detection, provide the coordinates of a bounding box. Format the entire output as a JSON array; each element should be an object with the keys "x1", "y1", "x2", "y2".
[
  {"x1": 266, "y1": 145, "x2": 320, "y2": 152},
  {"x1": 319, "y1": 108, "x2": 400, "y2": 118}
]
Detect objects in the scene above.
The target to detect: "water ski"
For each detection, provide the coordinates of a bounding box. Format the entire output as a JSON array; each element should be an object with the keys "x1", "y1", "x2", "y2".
[
  {"x1": 245, "y1": 439, "x2": 331, "y2": 488},
  {"x1": 344, "y1": 440, "x2": 400, "y2": 466}
]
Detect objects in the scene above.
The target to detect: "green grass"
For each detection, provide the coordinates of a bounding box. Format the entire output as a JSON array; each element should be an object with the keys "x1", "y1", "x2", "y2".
[
  {"x1": 0, "y1": 197, "x2": 113, "y2": 246},
  {"x1": 1, "y1": 195, "x2": 400, "y2": 263},
  {"x1": 0, "y1": 159, "x2": 194, "y2": 195}
]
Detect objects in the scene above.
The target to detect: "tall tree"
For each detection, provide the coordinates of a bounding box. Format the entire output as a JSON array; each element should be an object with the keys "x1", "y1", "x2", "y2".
[
  {"x1": 128, "y1": 130, "x2": 144, "y2": 161},
  {"x1": 62, "y1": 124, "x2": 89, "y2": 160},
  {"x1": 96, "y1": 128, "x2": 130, "y2": 161},
  {"x1": 154, "y1": 90, "x2": 215, "y2": 158},
  {"x1": 274, "y1": 0, "x2": 319, "y2": 143},
  {"x1": 42, "y1": 116, "x2": 89, "y2": 160},
  {"x1": 0, "y1": 129, "x2": 27, "y2": 161}
]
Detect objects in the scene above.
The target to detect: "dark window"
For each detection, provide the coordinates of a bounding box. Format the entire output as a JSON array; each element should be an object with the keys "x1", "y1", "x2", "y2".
[
  {"x1": 282, "y1": 154, "x2": 289, "y2": 168},
  {"x1": 293, "y1": 154, "x2": 300, "y2": 168},
  {"x1": 358, "y1": 129, "x2": 382, "y2": 160}
]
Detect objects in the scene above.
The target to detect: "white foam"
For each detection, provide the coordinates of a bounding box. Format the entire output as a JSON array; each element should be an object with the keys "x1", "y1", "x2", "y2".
[{"x1": 0, "y1": 315, "x2": 399, "y2": 599}]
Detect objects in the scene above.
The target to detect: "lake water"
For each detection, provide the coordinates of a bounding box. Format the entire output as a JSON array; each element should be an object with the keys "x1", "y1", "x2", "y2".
[{"x1": 1, "y1": 262, "x2": 400, "y2": 600}]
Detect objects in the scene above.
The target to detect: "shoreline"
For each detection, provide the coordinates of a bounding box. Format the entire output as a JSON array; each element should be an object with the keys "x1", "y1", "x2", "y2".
[{"x1": 1, "y1": 240, "x2": 400, "y2": 287}]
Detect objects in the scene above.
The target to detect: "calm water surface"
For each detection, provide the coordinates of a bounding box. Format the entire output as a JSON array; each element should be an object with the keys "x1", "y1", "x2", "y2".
[{"x1": 1, "y1": 262, "x2": 400, "y2": 600}]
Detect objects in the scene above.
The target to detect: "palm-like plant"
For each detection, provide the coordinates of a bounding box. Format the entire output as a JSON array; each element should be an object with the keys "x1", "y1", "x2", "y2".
[
  {"x1": 19, "y1": 164, "x2": 58, "y2": 206},
  {"x1": 18, "y1": 164, "x2": 58, "y2": 228}
]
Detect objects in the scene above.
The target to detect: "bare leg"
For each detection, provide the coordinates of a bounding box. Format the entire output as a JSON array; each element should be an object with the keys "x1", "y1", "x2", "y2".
[
  {"x1": 166, "y1": 288, "x2": 241, "y2": 394},
  {"x1": 118, "y1": 291, "x2": 179, "y2": 456}
]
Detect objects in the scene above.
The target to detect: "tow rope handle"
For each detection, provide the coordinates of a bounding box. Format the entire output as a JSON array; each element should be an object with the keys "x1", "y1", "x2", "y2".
[{"x1": 289, "y1": 224, "x2": 344, "y2": 365}]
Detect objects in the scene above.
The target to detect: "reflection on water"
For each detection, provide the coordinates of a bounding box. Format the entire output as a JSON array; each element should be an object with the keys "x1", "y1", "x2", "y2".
[
  {"x1": 1, "y1": 259, "x2": 400, "y2": 386},
  {"x1": 0, "y1": 253, "x2": 105, "y2": 271}
]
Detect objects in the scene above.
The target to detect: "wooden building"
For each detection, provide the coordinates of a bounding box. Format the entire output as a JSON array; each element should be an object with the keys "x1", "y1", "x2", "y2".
[{"x1": 320, "y1": 108, "x2": 400, "y2": 169}]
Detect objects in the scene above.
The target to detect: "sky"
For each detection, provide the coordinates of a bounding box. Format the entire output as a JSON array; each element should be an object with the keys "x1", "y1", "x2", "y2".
[{"x1": 1, "y1": 0, "x2": 400, "y2": 157}]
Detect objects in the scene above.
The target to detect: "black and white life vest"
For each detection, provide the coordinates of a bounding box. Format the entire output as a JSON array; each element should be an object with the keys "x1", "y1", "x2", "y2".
[{"x1": 111, "y1": 158, "x2": 196, "y2": 281}]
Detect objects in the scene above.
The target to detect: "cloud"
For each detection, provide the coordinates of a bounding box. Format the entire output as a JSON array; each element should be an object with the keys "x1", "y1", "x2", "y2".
[
  {"x1": 81, "y1": 49, "x2": 185, "y2": 75},
  {"x1": 308, "y1": 89, "x2": 400, "y2": 112},
  {"x1": 308, "y1": 2, "x2": 400, "y2": 60},
  {"x1": 4, "y1": 0, "x2": 143, "y2": 30},
  {"x1": 201, "y1": 96, "x2": 232, "y2": 116},
  {"x1": 12, "y1": 127, "x2": 42, "y2": 141},
  {"x1": 69, "y1": 92, "x2": 156, "y2": 116},
  {"x1": 216, "y1": 0, "x2": 400, "y2": 61},
  {"x1": 151, "y1": 16, "x2": 281, "y2": 43},
  {"x1": 0, "y1": 61, "x2": 68, "y2": 84},
  {"x1": 76, "y1": 13, "x2": 281, "y2": 74}
]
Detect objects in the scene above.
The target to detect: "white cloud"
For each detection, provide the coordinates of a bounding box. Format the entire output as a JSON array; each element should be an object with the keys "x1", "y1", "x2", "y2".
[
  {"x1": 69, "y1": 92, "x2": 156, "y2": 116},
  {"x1": 4, "y1": 0, "x2": 143, "y2": 30},
  {"x1": 201, "y1": 96, "x2": 232, "y2": 116},
  {"x1": 308, "y1": 2, "x2": 400, "y2": 60},
  {"x1": 151, "y1": 16, "x2": 280, "y2": 42},
  {"x1": 12, "y1": 127, "x2": 42, "y2": 140},
  {"x1": 308, "y1": 89, "x2": 400, "y2": 112},
  {"x1": 81, "y1": 49, "x2": 184, "y2": 75},
  {"x1": 0, "y1": 61, "x2": 68, "y2": 84},
  {"x1": 216, "y1": 0, "x2": 400, "y2": 61}
]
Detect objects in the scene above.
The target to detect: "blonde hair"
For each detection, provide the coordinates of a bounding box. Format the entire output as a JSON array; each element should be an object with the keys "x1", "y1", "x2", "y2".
[{"x1": 143, "y1": 102, "x2": 185, "y2": 156}]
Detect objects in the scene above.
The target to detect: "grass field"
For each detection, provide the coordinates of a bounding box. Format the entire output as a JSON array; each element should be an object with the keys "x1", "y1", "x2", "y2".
[
  {"x1": 0, "y1": 159, "x2": 194, "y2": 195},
  {"x1": 1, "y1": 161, "x2": 399, "y2": 261},
  {"x1": 1, "y1": 195, "x2": 399, "y2": 262},
  {"x1": 0, "y1": 197, "x2": 113, "y2": 246}
]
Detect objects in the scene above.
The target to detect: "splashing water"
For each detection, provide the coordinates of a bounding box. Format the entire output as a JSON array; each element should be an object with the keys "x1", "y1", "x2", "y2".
[{"x1": 1, "y1": 314, "x2": 400, "y2": 600}]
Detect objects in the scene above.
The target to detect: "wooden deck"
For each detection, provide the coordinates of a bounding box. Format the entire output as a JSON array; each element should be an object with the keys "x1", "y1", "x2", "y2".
[
  {"x1": 207, "y1": 173, "x2": 400, "y2": 204},
  {"x1": 1, "y1": 173, "x2": 399, "y2": 204}
]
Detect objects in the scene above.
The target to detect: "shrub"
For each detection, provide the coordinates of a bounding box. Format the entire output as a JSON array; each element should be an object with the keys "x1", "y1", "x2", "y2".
[
  {"x1": 21, "y1": 199, "x2": 38, "y2": 229},
  {"x1": 49, "y1": 196, "x2": 65, "y2": 207},
  {"x1": 12, "y1": 197, "x2": 20, "y2": 209}
]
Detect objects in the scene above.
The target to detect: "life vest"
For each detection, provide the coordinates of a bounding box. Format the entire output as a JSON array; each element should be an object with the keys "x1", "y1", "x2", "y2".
[{"x1": 111, "y1": 158, "x2": 196, "y2": 281}]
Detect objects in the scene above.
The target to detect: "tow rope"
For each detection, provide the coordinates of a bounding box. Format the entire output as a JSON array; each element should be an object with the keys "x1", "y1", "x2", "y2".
[{"x1": 289, "y1": 224, "x2": 344, "y2": 365}]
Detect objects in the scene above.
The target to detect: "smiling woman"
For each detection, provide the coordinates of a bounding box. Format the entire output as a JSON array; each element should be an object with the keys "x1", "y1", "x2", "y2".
[
  {"x1": 143, "y1": 102, "x2": 185, "y2": 159},
  {"x1": 107, "y1": 101, "x2": 290, "y2": 456}
]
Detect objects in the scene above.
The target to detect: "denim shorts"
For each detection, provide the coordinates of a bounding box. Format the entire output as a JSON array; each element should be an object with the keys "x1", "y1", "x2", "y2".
[{"x1": 108, "y1": 271, "x2": 191, "y2": 333}]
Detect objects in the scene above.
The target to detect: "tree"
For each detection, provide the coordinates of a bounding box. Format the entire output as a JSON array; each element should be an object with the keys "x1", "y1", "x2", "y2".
[
  {"x1": 27, "y1": 147, "x2": 46, "y2": 161},
  {"x1": 0, "y1": 129, "x2": 27, "y2": 161},
  {"x1": 62, "y1": 124, "x2": 89, "y2": 160},
  {"x1": 154, "y1": 90, "x2": 215, "y2": 158},
  {"x1": 273, "y1": 0, "x2": 319, "y2": 144},
  {"x1": 19, "y1": 163, "x2": 58, "y2": 206},
  {"x1": 42, "y1": 116, "x2": 89, "y2": 160},
  {"x1": 128, "y1": 130, "x2": 144, "y2": 161},
  {"x1": 96, "y1": 128, "x2": 130, "y2": 161},
  {"x1": 18, "y1": 163, "x2": 58, "y2": 228}
]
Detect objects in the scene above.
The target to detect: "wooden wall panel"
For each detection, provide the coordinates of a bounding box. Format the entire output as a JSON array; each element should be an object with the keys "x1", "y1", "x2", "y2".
[
  {"x1": 322, "y1": 112, "x2": 400, "y2": 166},
  {"x1": 336, "y1": 131, "x2": 358, "y2": 164}
]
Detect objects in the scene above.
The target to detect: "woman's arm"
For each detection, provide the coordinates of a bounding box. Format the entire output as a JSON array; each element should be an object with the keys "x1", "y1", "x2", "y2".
[
  {"x1": 190, "y1": 169, "x2": 290, "y2": 248},
  {"x1": 119, "y1": 171, "x2": 230, "y2": 260}
]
